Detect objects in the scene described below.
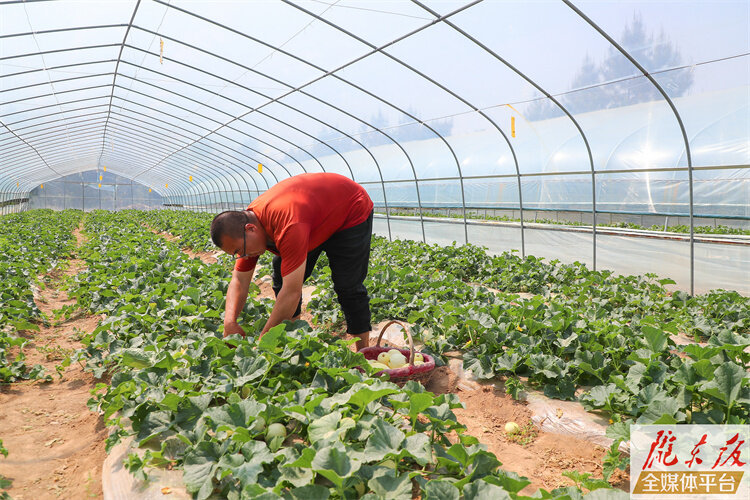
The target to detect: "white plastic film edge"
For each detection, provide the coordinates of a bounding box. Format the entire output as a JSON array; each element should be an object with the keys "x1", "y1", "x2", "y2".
[{"x1": 102, "y1": 436, "x2": 191, "y2": 500}]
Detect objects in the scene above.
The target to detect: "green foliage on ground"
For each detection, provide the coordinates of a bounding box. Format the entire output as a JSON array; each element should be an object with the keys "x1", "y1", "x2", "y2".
[
  {"x1": 0, "y1": 209, "x2": 82, "y2": 383},
  {"x1": 67, "y1": 210, "x2": 609, "y2": 500},
  {"x1": 143, "y1": 209, "x2": 749, "y2": 427},
  {"x1": 307, "y1": 237, "x2": 749, "y2": 426},
  {"x1": 137, "y1": 209, "x2": 217, "y2": 251}
]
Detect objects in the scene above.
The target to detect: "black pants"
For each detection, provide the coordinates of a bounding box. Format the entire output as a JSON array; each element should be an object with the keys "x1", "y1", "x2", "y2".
[{"x1": 272, "y1": 211, "x2": 373, "y2": 334}]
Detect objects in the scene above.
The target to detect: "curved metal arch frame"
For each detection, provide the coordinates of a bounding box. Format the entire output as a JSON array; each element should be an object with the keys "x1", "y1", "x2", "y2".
[
  {"x1": 102, "y1": 58, "x2": 268, "y2": 203},
  {"x1": 126, "y1": 28, "x2": 329, "y2": 175},
  {"x1": 91, "y1": 45, "x2": 268, "y2": 203},
  {"x1": 1, "y1": 118, "x2": 64, "y2": 179},
  {"x1": 3, "y1": 6, "x2": 452, "y2": 235},
  {"x1": 1, "y1": 94, "x2": 113, "y2": 128},
  {"x1": 0, "y1": 103, "x2": 110, "y2": 137},
  {"x1": 160, "y1": 0, "x2": 587, "y2": 253},
  {"x1": 406, "y1": 1, "x2": 599, "y2": 268},
  {"x1": 286, "y1": 0, "x2": 523, "y2": 249},
  {"x1": 0, "y1": 0, "x2": 723, "y2": 293},
  {"x1": 0, "y1": 101, "x2": 242, "y2": 210},
  {"x1": 128, "y1": 25, "x2": 400, "y2": 238},
  {"x1": 0, "y1": 133, "x2": 111, "y2": 185},
  {"x1": 3, "y1": 2, "x2": 470, "y2": 238},
  {"x1": 131, "y1": 28, "x2": 464, "y2": 245},
  {"x1": 101, "y1": 119, "x2": 248, "y2": 212},
  {"x1": 107, "y1": 87, "x2": 266, "y2": 200},
  {"x1": 0, "y1": 72, "x2": 115, "y2": 102},
  {"x1": 132, "y1": 27, "x2": 442, "y2": 242},
  {"x1": 114, "y1": 77, "x2": 285, "y2": 189},
  {"x1": 0, "y1": 43, "x2": 272, "y2": 201},
  {"x1": 154, "y1": 0, "x2": 486, "y2": 243},
  {"x1": 562, "y1": 0, "x2": 696, "y2": 295},
  {"x1": 0, "y1": 112, "x2": 109, "y2": 145},
  {"x1": 0, "y1": 70, "x2": 266, "y2": 201},
  {"x1": 151, "y1": 3, "x2": 483, "y2": 238},
  {"x1": 97, "y1": 0, "x2": 140, "y2": 171},
  {"x1": 103, "y1": 112, "x2": 257, "y2": 211},
  {"x1": 120, "y1": 54, "x2": 397, "y2": 240},
  {"x1": 285, "y1": 0, "x2": 596, "y2": 265},
  {"x1": 5, "y1": 122, "x2": 212, "y2": 209},
  {"x1": 114, "y1": 57, "x2": 291, "y2": 184},
  {"x1": 0, "y1": 42, "x2": 122, "y2": 65},
  {"x1": 2, "y1": 46, "x2": 427, "y2": 223},
  {"x1": 125, "y1": 51, "x2": 362, "y2": 182}
]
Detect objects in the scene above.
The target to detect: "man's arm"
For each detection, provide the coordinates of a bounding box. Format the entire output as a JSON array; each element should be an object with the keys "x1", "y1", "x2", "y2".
[
  {"x1": 261, "y1": 261, "x2": 305, "y2": 335},
  {"x1": 224, "y1": 266, "x2": 254, "y2": 337}
]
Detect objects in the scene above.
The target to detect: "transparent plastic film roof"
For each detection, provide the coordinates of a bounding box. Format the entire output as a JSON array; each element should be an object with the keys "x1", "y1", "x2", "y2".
[{"x1": 1, "y1": 0, "x2": 748, "y2": 294}]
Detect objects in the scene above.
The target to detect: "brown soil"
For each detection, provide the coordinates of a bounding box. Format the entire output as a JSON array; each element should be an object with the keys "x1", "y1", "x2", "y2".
[
  {"x1": 183, "y1": 248, "x2": 217, "y2": 265},
  {"x1": 145, "y1": 224, "x2": 218, "y2": 265},
  {"x1": 255, "y1": 280, "x2": 316, "y2": 325},
  {"x1": 425, "y1": 370, "x2": 629, "y2": 493},
  {"x1": 0, "y1": 226, "x2": 107, "y2": 499}
]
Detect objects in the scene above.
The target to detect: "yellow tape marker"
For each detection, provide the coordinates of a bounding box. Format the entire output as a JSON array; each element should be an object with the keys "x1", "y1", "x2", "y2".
[
  {"x1": 258, "y1": 163, "x2": 263, "y2": 173},
  {"x1": 99, "y1": 174, "x2": 103, "y2": 181},
  {"x1": 98, "y1": 183, "x2": 101, "y2": 188},
  {"x1": 189, "y1": 175, "x2": 193, "y2": 182},
  {"x1": 160, "y1": 38, "x2": 164, "y2": 65},
  {"x1": 511, "y1": 116, "x2": 516, "y2": 138},
  {"x1": 103, "y1": 165, "x2": 107, "y2": 171},
  {"x1": 41, "y1": 184, "x2": 44, "y2": 189},
  {"x1": 148, "y1": 188, "x2": 152, "y2": 193}
]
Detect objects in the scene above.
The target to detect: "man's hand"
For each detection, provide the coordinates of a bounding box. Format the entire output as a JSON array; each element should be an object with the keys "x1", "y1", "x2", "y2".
[{"x1": 223, "y1": 321, "x2": 246, "y2": 338}]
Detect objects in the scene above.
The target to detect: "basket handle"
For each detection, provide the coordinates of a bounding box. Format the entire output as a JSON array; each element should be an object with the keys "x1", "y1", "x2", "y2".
[{"x1": 375, "y1": 320, "x2": 415, "y2": 366}]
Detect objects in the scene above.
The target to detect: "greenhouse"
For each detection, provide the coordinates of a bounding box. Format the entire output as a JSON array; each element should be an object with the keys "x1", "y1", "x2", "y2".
[{"x1": 1, "y1": 1, "x2": 748, "y2": 499}]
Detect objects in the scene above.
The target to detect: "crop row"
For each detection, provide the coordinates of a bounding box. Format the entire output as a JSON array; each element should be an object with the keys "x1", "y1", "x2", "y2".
[
  {"x1": 142, "y1": 211, "x2": 749, "y2": 428},
  {"x1": 0, "y1": 209, "x2": 81, "y2": 382},
  {"x1": 140, "y1": 210, "x2": 750, "y2": 426},
  {"x1": 137, "y1": 209, "x2": 217, "y2": 252},
  {"x1": 380, "y1": 210, "x2": 750, "y2": 236},
  {"x1": 309, "y1": 240, "x2": 750, "y2": 426},
  {"x1": 135, "y1": 209, "x2": 750, "y2": 483},
  {"x1": 66, "y1": 210, "x2": 614, "y2": 499}
]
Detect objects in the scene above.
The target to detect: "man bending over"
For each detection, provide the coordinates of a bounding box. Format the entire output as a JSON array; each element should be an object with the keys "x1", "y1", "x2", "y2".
[{"x1": 210, "y1": 172, "x2": 374, "y2": 350}]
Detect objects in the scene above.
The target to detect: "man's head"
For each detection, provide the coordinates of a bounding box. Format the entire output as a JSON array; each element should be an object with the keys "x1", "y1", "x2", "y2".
[{"x1": 210, "y1": 210, "x2": 268, "y2": 260}]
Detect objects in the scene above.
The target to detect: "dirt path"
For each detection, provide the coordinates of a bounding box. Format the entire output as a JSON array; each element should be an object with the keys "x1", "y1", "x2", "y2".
[
  {"x1": 0, "y1": 226, "x2": 107, "y2": 500},
  {"x1": 426, "y1": 369, "x2": 628, "y2": 493},
  {"x1": 146, "y1": 226, "x2": 218, "y2": 265}
]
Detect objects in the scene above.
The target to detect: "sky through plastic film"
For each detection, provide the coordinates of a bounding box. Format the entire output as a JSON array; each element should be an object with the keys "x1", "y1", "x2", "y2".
[{"x1": 0, "y1": 0, "x2": 746, "y2": 211}]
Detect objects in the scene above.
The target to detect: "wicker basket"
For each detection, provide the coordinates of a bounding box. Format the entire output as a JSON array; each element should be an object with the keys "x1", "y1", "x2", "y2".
[{"x1": 359, "y1": 320, "x2": 436, "y2": 387}]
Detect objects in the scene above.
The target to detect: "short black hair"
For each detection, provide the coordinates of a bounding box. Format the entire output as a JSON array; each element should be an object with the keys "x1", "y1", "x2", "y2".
[{"x1": 210, "y1": 210, "x2": 248, "y2": 248}]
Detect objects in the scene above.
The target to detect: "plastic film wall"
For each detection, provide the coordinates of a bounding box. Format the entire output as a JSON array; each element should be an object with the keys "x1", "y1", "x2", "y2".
[{"x1": 1, "y1": 0, "x2": 748, "y2": 295}]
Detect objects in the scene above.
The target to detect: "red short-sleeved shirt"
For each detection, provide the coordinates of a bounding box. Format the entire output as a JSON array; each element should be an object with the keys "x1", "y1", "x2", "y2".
[{"x1": 234, "y1": 173, "x2": 373, "y2": 277}]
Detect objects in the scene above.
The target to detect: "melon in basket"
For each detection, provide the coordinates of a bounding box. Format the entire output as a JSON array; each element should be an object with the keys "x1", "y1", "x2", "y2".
[{"x1": 377, "y1": 349, "x2": 425, "y2": 369}]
